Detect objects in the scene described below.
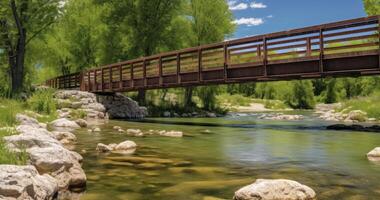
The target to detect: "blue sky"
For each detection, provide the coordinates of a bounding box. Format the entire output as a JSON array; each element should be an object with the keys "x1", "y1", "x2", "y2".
[{"x1": 229, "y1": 0, "x2": 368, "y2": 39}]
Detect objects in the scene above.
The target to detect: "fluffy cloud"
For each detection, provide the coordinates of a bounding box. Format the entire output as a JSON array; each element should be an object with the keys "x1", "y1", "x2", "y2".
[
  {"x1": 228, "y1": 1, "x2": 248, "y2": 10},
  {"x1": 250, "y1": 1, "x2": 267, "y2": 9},
  {"x1": 233, "y1": 17, "x2": 264, "y2": 26},
  {"x1": 229, "y1": 1, "x2": 267, "y2": 10}
]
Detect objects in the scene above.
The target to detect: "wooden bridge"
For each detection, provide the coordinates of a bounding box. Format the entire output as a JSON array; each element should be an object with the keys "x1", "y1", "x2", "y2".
[{"x1": 45, "y1": 16, "x2": 380, "y2": 93}]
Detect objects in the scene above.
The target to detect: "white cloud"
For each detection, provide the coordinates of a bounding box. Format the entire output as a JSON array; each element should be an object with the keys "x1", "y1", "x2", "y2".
[
  {"x1": 250, "y1": 1, "x2": 267, "y2": 9},
  {"x1": 228, "y1": 1, "x2": 249, "y2": 10},
  {"x1": 267, "y1": 15, "x2": 273, "y2": 18},
  {"x1": 233, "y1": 17, "x2": 264, "y2": 26}
]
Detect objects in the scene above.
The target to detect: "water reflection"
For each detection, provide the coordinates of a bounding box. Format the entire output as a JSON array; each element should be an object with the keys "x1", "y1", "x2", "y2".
[{"x1": 72, "y1": 114, "x2": 380, "y2": 199}]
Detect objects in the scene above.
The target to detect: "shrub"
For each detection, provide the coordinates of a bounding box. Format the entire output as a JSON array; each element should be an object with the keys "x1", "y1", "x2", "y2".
[{"x1": 27, "y1": 89, "x2": 57, "y2": 115}]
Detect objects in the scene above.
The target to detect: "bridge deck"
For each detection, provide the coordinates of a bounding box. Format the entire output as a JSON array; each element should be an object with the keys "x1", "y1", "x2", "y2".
[{"x1": 46, "y1": 15, "x2": 380, "y2": 92}]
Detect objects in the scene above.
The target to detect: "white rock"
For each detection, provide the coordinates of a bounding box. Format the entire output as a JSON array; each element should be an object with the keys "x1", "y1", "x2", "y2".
[
  {"x1": 367, "y1": 147, "x2": 380, "y2": 162},
  {"x1": 96, "y1": 143, "x2": 113, "y2": 152},
  {"x1": 159, "y1": 130, "x2": 183, "y2": 138},
  {"x1": 113, "y1": 126, "x2": 121, "y2": 130},
  {"x1": 127, "y1": 129, "x2": 144, "y2": 137},
  {"x1": 114, "y1": 140, "x2": 137, "y2": 154},
  {"x1": 0, "y1": 165, "x2": 58, "y2": 199},
  {"x1": 50, "y1": 118, "x2": 80, "y2": 129},
  {"x1": 16, "y1": 114, "x2": 40, "y2": 128},
  {"x1": 233, "y1": 179, "x2": 316, "y2": 200},
  {"x1": 93, "y1": 127, "x2": 101, "y2": 132}
]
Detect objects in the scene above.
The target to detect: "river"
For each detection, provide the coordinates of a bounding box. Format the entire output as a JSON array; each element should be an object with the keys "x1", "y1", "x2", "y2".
[{"x1": 74, "y1": 112, "x2": 380, "y2": 199}]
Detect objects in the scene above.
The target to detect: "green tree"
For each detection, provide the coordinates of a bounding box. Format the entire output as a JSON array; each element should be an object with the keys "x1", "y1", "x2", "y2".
[
  {"x1": 286, "y1": 80, "x2": 315, "y2": 109},
  {"x1": 324, "y1": 78, "x2": 339, "y2": 103},
  {"x1": 183, "y1": 0, "x2": 235, "y2": 108},
  {"x1": 363, "y1": 0, "x2": 380, "y2": 15},
  {"x1": 0, "y1": 0, "x2": 61, "y2": 96}
]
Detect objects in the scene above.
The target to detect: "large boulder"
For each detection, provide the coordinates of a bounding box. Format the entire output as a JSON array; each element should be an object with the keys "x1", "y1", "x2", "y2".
[
  {"x1": 367, "y1": 147, "x2": 380, "y2": 162},
  {"x1": 97, "y1": 93, "x2": 147, "y2": 119},
  {"x1": 233, "y1": 179, "x2": 316, "y2": 200},
  {"x1": 28, "y1": 146, "x2": 86, "y2": 189},
  {"x1": 5, "y1": 126, "x2": 61, "y2": 151},
  {"x1": 0, "y1": 165, "x2": 58, "y2": 200},
  {"x1": 50, "y1": 118, "x2": 80, "y2": 129}
]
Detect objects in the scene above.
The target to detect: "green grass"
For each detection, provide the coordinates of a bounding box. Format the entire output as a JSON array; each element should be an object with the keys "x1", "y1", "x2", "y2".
[
  {"x1": 0, "y1": 98, "x2": 24, "y2": 127},
  {"x1": 27, "y1": 89, "x2": 57, "y2": 115},
  {"x1": 216, "y1": 94, "x2": 252, "y2": 107},
  {"x1": 338, "y1": 92, "x2": 380, "y2": 119},
  {"x1": 0, "y1": 129, "x2": 28, "y2": 165},
  {"x1": 71, "y1": 109, "x2": 87, "y2": 119},
  {"x1": 217, "y1": 94, "x2": 289, "y2": 110},
  {"x1": 0, "y1": 89, "x2": 58, "y2": 165}
]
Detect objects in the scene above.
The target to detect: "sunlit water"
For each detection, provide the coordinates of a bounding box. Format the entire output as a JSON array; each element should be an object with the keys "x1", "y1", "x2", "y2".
[{"x1": 72, "y1": 112, "x2": 380, "y2": 199}]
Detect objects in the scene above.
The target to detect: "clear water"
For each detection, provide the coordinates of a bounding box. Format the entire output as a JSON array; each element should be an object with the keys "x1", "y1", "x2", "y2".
[{"x1": 73, "y1": 113, "x2": 380, "y2": 199}]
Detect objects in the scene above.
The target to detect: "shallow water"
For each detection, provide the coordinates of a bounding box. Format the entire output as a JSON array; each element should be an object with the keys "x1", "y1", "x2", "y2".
[{"x1": 73, "y1": 113, "x2": 380, "y2": 199}]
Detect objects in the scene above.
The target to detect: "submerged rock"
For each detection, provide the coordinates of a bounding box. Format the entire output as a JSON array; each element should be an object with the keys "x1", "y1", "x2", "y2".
[
  {"x1": 327, "y1": 124, "x2": 380, "y2": 132},
  {"x1": 75, "y1": 119, "x2": 88, "y2": 128},
  {"x1": 233, "y1": 179, "x2": 316, "y2": 200},
  {"x1": 367, "y1": 147, "x2": 380, "y2": 162},
  {"x1": 96, "y1": 140, "x2": 137, "y2": 154},
  {"x1": 96, "y1": 143, "x2": 113, "y2": 153},
  {"x1": 0, "y1": 165, "x2": 58, "y2": 200},
  {"x1": 127, "y1": 129, "x2": 144, "y2": 137},
  {"x1": 159, "y1": 130, "x2": 183, "y2": 138}
]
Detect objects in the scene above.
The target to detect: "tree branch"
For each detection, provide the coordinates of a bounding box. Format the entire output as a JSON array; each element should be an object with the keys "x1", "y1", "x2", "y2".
[
  {"x1": 25, "y1": 20, "x2": 55, "y2": 45},
  {"x1": 10, "y1": 0, "x2": 24, "y2": 36}
]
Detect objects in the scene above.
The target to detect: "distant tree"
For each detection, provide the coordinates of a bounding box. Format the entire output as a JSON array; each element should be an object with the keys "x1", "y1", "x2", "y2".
[
  {"x1": 324, "y1": 78, "x2": 339, "y2": 104},
  {"x1": 286, "y1": 80, "x2": 315, "y2": 109},
  {"x1": 0, "y1": 0, "x2": 61, "y2": 96}
]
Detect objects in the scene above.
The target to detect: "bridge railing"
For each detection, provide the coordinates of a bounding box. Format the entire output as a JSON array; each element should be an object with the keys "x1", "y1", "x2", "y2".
[{"x1": 45, "y1": 15, "x2": 380, "y2": 92}]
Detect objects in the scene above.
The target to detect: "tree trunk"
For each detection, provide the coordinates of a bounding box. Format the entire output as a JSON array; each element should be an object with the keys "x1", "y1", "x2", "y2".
[
  {"x1": 184, "y1": 87, "x2": 195, "y2": 107},
  {"x1": 137, "y1": 89, "x2": 146, "y2": 106},
  {"x1": 10, "y1": 34, "x2": 26, "y2": 96}
]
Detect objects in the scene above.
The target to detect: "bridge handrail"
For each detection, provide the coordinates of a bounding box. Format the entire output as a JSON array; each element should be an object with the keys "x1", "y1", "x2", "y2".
[{"x1": 45, "y1": 15, "x2": 380, "y2": 92}]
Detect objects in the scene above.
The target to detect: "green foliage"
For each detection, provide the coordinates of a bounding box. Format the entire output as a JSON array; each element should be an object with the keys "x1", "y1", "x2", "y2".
[
  {"x1": 71, "y1": 109, "x2": 87, "y2": 119},
  {"x1": 27, "y1": 89, "x2": 57, "y2": 115},
  {"x1": 363, "y1": 0, "x2": 380, "y2": 15},
  {"x1": 227, "y1": 83, "x2": 256, "y2": 97},
  {"x1": 285, "y1": 80, "x2": 315, "y2": 109},
  {"x1": 197, "y1": 86, "x2": 221, "y2": 111},
  {"x1": 340, "y1": 91, "x2": 380, "y2": 119},
  {"x1": 0, "y1": 99, "x2": 23, "y2": 126},
  {"x1": 0, "y1": 129, "x2": 28, "y2": 165}
]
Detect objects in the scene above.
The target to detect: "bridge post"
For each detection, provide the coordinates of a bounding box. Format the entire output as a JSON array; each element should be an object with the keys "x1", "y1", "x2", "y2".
[
  {"x1": 223, "y1": 44, "x2": 228, "y2": 82},
  {"x1": 131, "y1": 63, "x2": 134, "y2": 88},
  {"x1": 306, "y1": 38, "x2": 312, "y2": 57},
  {"x1": 319, "y1": 28, "x2": 324, "y2": 74},
  {"x1": 119, "y1": 65, "x2": 123, "y2": 90},
  {"x1": 159, "y1": 57, "x2": 163, "y2": 86},
  {"x1": 143, "y1": 59, "x2": 147, "y2": 87},
  {"x1": 176, "y1": 53, "x2": 181, "y2": 84},
  {"x1": 263, "y1": 37, "x2": 268, "y2": 77},
  {"x1": 94, "y1": 70, "x2": 97, "y2": 92},
  {"x1": 109, "y1": 67, "x2": 112, "y2": 91},
  {"x1": 378, "y1": 16, "x2": 380, "y2": 69},
  {"x1": 198, "y1": 48, "x2": 202, "y2": 82},
  {"x1": 101, "y1": 68, "x2": 104, "y2": 92}
]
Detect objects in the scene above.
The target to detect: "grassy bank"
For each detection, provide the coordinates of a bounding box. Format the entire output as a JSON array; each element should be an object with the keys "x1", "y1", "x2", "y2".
[
  {"x1": 216, "y1": 94, "x2": 289, "y2": 111},
  {"x1": 338, "y1": 92, "x2": 380, "y2": 119},
  {"x1": 0, "y1": 89, "x2": 57, "y2": 165}
]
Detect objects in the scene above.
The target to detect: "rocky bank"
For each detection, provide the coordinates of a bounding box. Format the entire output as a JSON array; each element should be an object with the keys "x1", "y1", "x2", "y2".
[{"x1": 1, "y1": 114, "x2": 86, "y2": 199}]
